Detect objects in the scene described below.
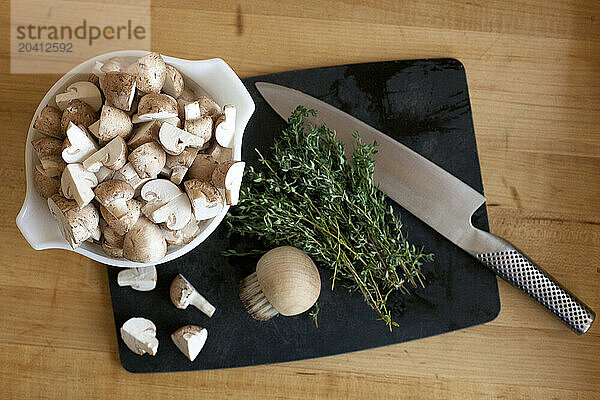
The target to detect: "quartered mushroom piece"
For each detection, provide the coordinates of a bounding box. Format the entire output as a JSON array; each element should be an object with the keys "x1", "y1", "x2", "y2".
[
  {"x1": 34, "y1": 106, "x2": 63, "y2": 139},
  {"x1": 162, "y1": 64, "x2": 184, "y2": 98},
  {"x1": 141, "y1": 179, "x2": 191, "y2": 230},
  {"x1": 128, "y1": 141, "x2": 166, "y2": 179},
  {"x1": 127, "y1": 120, "x2": 160, "y2": 149},
  {"x1": 161, "y1": 215, "x2": 200, "y2": 246},
  {"x1": 122, "y1": 216, "x2": 167, "y2": 263},
  {"x1": 82, "y1": 136, "x2": 128, "y2": 172},
  {"x1": 94, "y1": 180, "x2": 134, "y2": 219},
  {"x1": 55, "y1": 81, "x2": 102, "y2": 112},
  {"x1": 171, "y1": 325, "x2": 207, "y2": 362},
  {"x1": 211, "y1": 161, "x2": 245, "y2": 206},
  {"x1": 164, "y1": 147, "x2": 198, "y2": 184},
  {"x1": 114, "y1": 163, "x2": 152, "y2": 196},
  {"x1": 125, "y1": 52, "x2": 166, "y2": 93},
  {"x1": 158, "y1": 122, "x2": 205, "y2": 155},
  {"x1": 31, "y1": 136, "x2": 66, "y2": 177},
  {"x1": 94, "y1": 105, "x2": 133, "y2": 145},
  {"x1": 48, "y1": 194, "x2": 99, "y2": 249},
  {"x1": 120, "y1": 317, "x2": 159, "y2": 356},
  {"x1": 33, "y1": 165, "x2": 60, "y2": 199},
  {"x1": 61, "y1": 163, "x2": 98, "y2": 207},
  {"x1": 62, "y1": 122, "x2": 99, "y2": 164},
  {"x1": 101, "y1": 225, "x2": 125, "y2": 258},
  {"x1": 102, "y1": 72, "x2": 137, "y2": 112},
  {"x1": 117, "y1": 266, "x2": 157, "y2": 291},
  {"x1": 137, "y1": 93, "x2": 178, "y2": 121},
  {"x1": 214, "y1": 105, "x2": 236, "y2": 148},
  {"x1": 100, "y1": 198, "x2": 141, "y2": 236},
  {"x1": 60, "y1": 99, "x2": 97, "y2": 134},
  {"x1": 187, "y1": 154, "x2": 218, "y2": 181},
  {"x1": 184, "y1": 179, "x2": 224, "y2": 221}
]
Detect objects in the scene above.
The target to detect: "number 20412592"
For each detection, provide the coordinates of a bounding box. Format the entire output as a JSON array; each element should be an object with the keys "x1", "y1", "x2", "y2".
[{"x1": 18, "y1": 42, "x2": 73, "y2": 52}]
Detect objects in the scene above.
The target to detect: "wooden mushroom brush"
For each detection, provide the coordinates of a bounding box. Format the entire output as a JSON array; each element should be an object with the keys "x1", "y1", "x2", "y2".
[{"x1": 239, "y1": 246, "x2": 321, "y2": 321}]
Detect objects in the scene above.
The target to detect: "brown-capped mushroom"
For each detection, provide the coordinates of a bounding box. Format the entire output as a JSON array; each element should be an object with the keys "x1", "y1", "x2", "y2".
[
  {"x1": 171, "y1": 325, "x2": 207, "y2": 362},
  {"x1": 103, "y1": 72, "x2": 137, "y2": 112},
  {"x1": 140, "y1": 179, "x2": 191, "y2": 230},
  {"x1": 61, "y1": 163, "x2": 98, "y2": 207},
  {"x1": 114, "y1": 163, "x2": 152, "y2": 196},
  {"x1": 94, "y1": 180, "x2": 134, "y2": 219},
  {"x1": 122, "y1": 216, "x2": 167, "y2": 263},
  {"x1": 158, "y1": 122, "x2": 205, "y2": 155},
  {"x1": 120, "y1": 317, "x2": 158, "y2": 356},
  {"x1": 100, "y1": 198, "x2": 141, "y2": 236},
  {"x1": 62, "y1": 122, "x2": 99, "y2": 164},
  {"x1": 48, "y1": 194, "x2": 99, "y2": 249},
  {"x1": 170, "y1": 274, "x2": 215, "y2": 317},
  {"x1": 184, "y1": 179, "x2": 224, "y2": 221},
  {"x1": 187, "y1": 154, "x2": 218, "y2": 181},
  {"x1": 239, "y1": 246, "x2": 321, "y2": 321},
  {"x1": 137, "y1": 93, "x2": 178, "y2": 121},
  {"x1": 164, "y1": 147, "x2": 198, "y2": 184},
  {"x1": 33, "y1": 165, "x2": 60, "y2": 199},
  {"x1": 162, "y1": 64, "x2": 184, "y2": 98},
  {"x1": 55, "y1": 81, "x2": 102, "y2": 112},
  {"x1": 161, "y1": 215, "x2": 200, "y2": 246},
  {"x1": 31, "y1": 136, "x2": 66, "y2": 177},
  {"x1": 82, "y1": 136, "x2": 128, "y2": 172},
  {"x1": 184, "y1": 97, "x2": 221, "y2": 120},
  {"x1": 60, "y1": 99, "x2": 96, "y2": 134},
  {"x1": 101, "y1": 225, "x2": 125, "y2": 258},
  {"x1": 184, "y1": 116, "x2": 212, "y2": 148},
  {"x1": 127, "y1": 120, "x2": 160, "y2": 149},
  {"x1": 94, "y1": 105, "x2": 133, "y2": 145},
  {"x1": 125, "y1": 52, "x2": 166, "y2": 93},
  {"x1": 117, "y1": 266, "x2": 157, "y2": 291},
  {"x1": 128, "y1": 142, "x2": 166, "y2": 179},
  {"x1": 206, "y1": 142, "x2": 233, "y2": 164},
  {"x1": 211, "y1": 160, "x2": 245, "y2": 205},
  {"x1": 34, "y1": 105, "x2": 63, "y2": 139},
  {"x1": 214, "y1": 105, "x2": 236, "y2": 148}
]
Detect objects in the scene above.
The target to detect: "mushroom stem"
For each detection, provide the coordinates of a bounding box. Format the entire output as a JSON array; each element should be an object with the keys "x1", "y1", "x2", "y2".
[
  {"x1": 239, "y1": 272, "x2": 279, "y2": 321},
  {"x1": 191, "y1": 293, "x2": 216, "y2": 318}
]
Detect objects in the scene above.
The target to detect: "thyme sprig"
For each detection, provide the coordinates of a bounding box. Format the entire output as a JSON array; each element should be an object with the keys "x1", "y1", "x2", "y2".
[{"x1": 225, "y1": 106, "x2": 432, "y2": 329}]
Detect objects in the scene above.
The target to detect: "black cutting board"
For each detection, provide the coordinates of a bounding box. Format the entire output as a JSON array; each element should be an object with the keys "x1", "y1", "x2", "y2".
[{"x1": 108, "y1": 58, "x2": 500, "y2": 373}]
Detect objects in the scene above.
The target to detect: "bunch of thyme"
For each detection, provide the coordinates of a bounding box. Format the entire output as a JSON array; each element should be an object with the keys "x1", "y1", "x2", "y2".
[{"x1": 225, "y1": 106, "x2": 432, "y2": 329}]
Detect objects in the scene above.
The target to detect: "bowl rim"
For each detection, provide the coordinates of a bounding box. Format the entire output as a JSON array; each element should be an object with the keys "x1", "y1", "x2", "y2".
[{"x1": 16, "y1": 50, "x2": 255, "y2": 267}]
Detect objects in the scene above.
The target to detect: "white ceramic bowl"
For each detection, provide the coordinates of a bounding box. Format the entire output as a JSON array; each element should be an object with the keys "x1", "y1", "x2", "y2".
[{"x1": 16, "y1": 50, "x2": 255, "y2": 267}]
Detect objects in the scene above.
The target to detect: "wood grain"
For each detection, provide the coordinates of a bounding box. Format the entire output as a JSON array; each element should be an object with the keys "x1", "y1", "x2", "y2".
[{"x1": 1, "y1": 0, "x2": 599, "y2": 398}]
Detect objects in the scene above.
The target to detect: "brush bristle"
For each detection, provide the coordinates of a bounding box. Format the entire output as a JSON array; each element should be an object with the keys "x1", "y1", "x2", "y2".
[{"x1": 239, "y1": 272, "x2": 279, "y2": 321}]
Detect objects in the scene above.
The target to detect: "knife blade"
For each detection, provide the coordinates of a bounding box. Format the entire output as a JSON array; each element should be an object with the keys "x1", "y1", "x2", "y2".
[{"x1": 256, "y1": 81, "x2": 595, "y2": 334}]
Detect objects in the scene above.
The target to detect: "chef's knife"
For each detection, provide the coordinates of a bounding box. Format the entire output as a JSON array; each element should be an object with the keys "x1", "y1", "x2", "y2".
[{"x1": 255, "y1": 81, "x2": 595, "y2": 334}]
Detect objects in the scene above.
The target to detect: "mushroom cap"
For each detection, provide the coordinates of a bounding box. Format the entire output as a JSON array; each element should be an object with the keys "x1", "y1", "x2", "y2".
[
  {"x1": 122, "y1": 216, "x2": 167, "y2": 263},
  {"x1": 127, "y1": 120, "x2": 160, "y2": 149},
  {"x1": 162, "y1": 64, "x2": 184, "y2": 98},
  {"x1": 256, "y1": 246, "x2": 321, "y2": 316},
  {"x1": 101, "y1": 225, "x2": 125, "y2": 258},
  {"x1": 207, "y1": 142, "x2": 233, "y2": 164},
  {"x1": 60, "y1": 99, "x2": 97, "y2": 133},
  {"x1": 94, "y1": 180, "x2": 134, "y2": 206},
  {"x1": 187, "y1": 154, "x2": 217, "y2": 181},
  {"x1": 101, "y1": 57, "x2": 128, "y2": 73},
  {"x1": 33, "y1": 165, "x2": 60, "y2": 199},
  {"x1": 128, "y1": 141, "x2": 166, "y2": 178},
  {"x1": 165, "y1": 147, "x2": 198, "y2": 169},
  {"x1": 184, "y1": 116, "x2": 213, "y2": 144},
  {"x1": 126, "y1": 52, "x2": 166, "y2": 93},
  {"x1": 48, "y1": 194, "x2": 99, "y2": 248},
  {"x1": 101, "y1": 199, "x2": 141, "y2": 236},
  {"x1": 138, "y1": 93, "x2": 178, "y2": 118},
  {"x1": 31, "y1": 136, "x2": 63, "y2": 158},
  {"x1": 103, "y1": 72, "x2": 137, "y2": 112},
  {"x1": 97, "y1": 105, "x2": 133, "y2": 144},
  {"x1": 34, "y1": 106, "x2": 63, "y2": 139},
  {"x1": 195, "y1": 97, "x2": 221, "y2": 119}
]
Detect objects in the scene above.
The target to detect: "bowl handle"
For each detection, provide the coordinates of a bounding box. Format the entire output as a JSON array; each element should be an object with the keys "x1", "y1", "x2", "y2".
[{"x1": 16, "y1": 192, "x2": 68, "y2": 251}]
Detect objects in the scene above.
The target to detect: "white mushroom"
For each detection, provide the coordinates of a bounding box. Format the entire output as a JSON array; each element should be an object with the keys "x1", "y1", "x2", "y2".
[
  {"x1": 128, "y1": 142, "x2": 166, "y2": 179},
  {"x1": 61, "y1": 163, "x2": 98, "y2": 207},
  {"x1": 137, "y1": 93, "x2": 178, "y2": 121},
  {"x1": 94, "y1": 105, "x2": 133, "y2": 145},
  {"x1": 161, "y1": 215, "x2": 200, "y2": 246},
  {"x1": 34, "y1": 105, "x2": 64, "y2": 139},
  {"x1": 184, "y1": 116, "x2": 212, "y2": 148},
  {"x1": 170, "y1": 274, "x2": 215, "y2": 317},
  {"x1": 171, "y1": 325, "x2": 207, "y2": 362},
  {"x1": 122, "y1": 217, "x2": 167, "y2": 263},
  {"x1": 48, "y1": 194, "x2": 99, "y2": 248},
  {"x1": 214, "y1": 105, "x2": 236, "y2": 148},
  {"x1": 60, "y1": 99, "x2": 97, "y2": 134},
  {"x1": 101, "y1": 225, "x2": 125, "y2": 258},
  {"x1": 94, "y1": 180, "x2": 134, "y2": 219},
  {"x1": 127, "y1": 120, "x2": 160, "y2": 150},
  {"x1": 62, "y1": 122, "x2": 99, "y2": 163},
  {"x1": 117, "y1": 266, "x2": 157, "y2": 291},
  {"x1": 164, "y1": 147, "x2": 198, "y2": 184},
  {"x1": 55, "y1": 81, "x2": 102, "y2": 112},
  {"x1": 140, "y1": 179, "x2": 191, "y2": 230},
  {"x1": 211, "y1": 161, "x2": 245, "y2": 206},
  {"x1": 125, "y1": 52, "x2": 166, "y2": 93},
  {"x1": 158, "y1": 122, "x2": 205, "y2": 155},
  {"x1": 33, "y1": 165, "x2": 60, "y2": 199},
  {"x1": 120, "y1": 317, "x2": 158, "y2": 356},
  {"x1": 184, "y1": 179, "x2": 224, "y2": 221},
  {"x1": 82, "y1": 136, "x2": 128, "y2": 172},
  {"x1": 100, "y1": 198, "x2": 141, "y2": 236},
  {"x1": 31, "y1": 136, "x2": 66, "y2": 177},
  {"x1": 103, "y1": 72, "x2": 137, "y2": 112},
  {"x1": 162, "y1": 64, "x2": 184, "y2": 98},
  {"x1": 114, "y1": 163, "x2": 152, "y2": 196}
]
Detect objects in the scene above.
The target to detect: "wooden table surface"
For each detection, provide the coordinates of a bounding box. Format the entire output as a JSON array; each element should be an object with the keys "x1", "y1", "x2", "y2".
[{"x1": 1, "y1": 1, "x2": 599, "y2": 398}]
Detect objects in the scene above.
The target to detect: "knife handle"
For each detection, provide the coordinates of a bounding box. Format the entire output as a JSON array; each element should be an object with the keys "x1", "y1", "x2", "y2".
[{"x1": 473, "y1": 238, "x2": 595, "y2": 334}]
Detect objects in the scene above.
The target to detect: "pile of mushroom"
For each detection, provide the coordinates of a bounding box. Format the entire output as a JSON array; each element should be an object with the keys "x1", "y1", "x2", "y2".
[{"x1": 31, "y1": 52, "x2": 245, "y2": 263}]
